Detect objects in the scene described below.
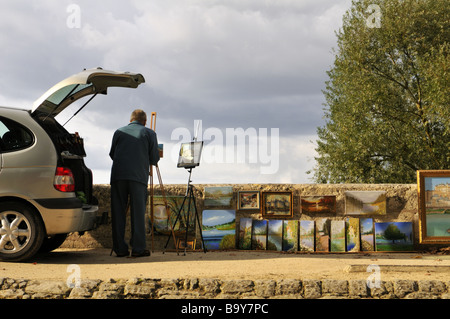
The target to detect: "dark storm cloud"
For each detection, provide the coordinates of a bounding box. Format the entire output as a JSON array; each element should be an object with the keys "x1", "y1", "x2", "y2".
[{"x1": 0, "y1": 0, "x2": 352, "y2": 183}]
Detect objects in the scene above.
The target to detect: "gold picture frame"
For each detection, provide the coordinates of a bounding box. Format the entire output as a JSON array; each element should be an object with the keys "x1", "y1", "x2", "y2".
[
  {"x1": 417, "y1": 170, "x2": 450, "y2": 244},
  {"x1": 262, "y1": 191, "x2": 293, "y2": 218}
]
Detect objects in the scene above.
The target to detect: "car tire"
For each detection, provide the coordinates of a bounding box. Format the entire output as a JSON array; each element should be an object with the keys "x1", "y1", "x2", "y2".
[
  {"x1": 39, "y1": 233, "x2": 68, "y2": 253},
  {"x1": 0, "y1": 201, "x2": 46, "y2": 262}
]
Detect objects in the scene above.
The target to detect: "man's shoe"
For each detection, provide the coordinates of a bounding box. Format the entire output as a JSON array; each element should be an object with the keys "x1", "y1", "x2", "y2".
[
  {"x1": 131, "y1": 250, "x2": 151, "y2": 257},
  {"x1": 116, "y1": 251, "x2": 129, "y2": 257}
]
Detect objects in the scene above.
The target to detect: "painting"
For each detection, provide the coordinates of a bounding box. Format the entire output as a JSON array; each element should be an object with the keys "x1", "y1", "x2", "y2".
[
  {"x1": 330, "y1": 220, "x2": 346, "y2": 252},
  {"x1": 267, "y1": 220, "x2": 283, "y2": 251},
  {"x1": 299, "y1": 220, "x2": 315, "y2": 252},
  {"x1": 150, "y1": 196, "x2": 195, "y2": 235},
  {"x1": 346, "y1": 218, "x2": 360, "y2": 252},
  {"x1": 237, "y1": 191, "x2": 260, "y2": 211},
  {"x1": 262, "y1": 191, "x2": 293, "y2": 218},
  {"x1": 345, "y1": 191, "x2": 386, "y2": 215},
  {"x1": 238, "y1": 218, "x2": 253, "y2": 250},
  {"x1": 202, "y1": 210, "x2": 236, "y2": 250},
  {"x1": 177, "y1": 141, "x2": 203, "y2": 168},
  {"x1": 360, "y1": 218, "x2": 375, "y2": 251},
  {"x1": 252, "y1": 219, "x2": 268, "y2": 250},
  {"x1": 375, "y1": 222, "x2": 414, "y2": 251},
  {"x1": 204, "y1": 186, "x2": 233, "y2": 207},
  {"x1": 301, "y1": 196, "x2": 336, "y2": 214},
  {"x1": 283, "y1": 220, "x2": 298, "y2": 252},
  {"x1": 315, "y1": 218, "x2": 330, "y2": 252},
  {"x1": 417, "y1": 170, "x2": 450, "y2": 244}
]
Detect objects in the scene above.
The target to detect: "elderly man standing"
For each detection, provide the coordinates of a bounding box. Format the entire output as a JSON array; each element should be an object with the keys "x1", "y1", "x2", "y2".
[{"x1": 109, "y1": 109, "x2": 160, "y2": 257}]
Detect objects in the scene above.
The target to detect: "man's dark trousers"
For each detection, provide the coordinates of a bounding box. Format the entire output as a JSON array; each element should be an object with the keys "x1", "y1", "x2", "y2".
[{"x1": 111, "y1": 180, "x2": 148, "y2": 255}]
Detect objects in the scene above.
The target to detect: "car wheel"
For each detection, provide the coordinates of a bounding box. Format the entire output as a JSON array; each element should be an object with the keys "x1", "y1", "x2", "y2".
[
  {"x1": 0, "y1": 202, "x2": 45, "y2": 262},
  {"x1": 39, "y1": 233, "x2": 68, "y2": 253}
]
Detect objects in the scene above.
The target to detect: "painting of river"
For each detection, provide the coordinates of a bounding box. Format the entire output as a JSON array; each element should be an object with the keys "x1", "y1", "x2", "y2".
[
  {"x1": 204, "y1": 187, "x2": 233, "y2": 207},
  {"x1": 252, "y1": 219, "x2": 268, "y2": 250},
  {"x1": 330, "y1": 220, "x2": 345, "y2": 252},
  {"x1": 299, "y1": 220, "x2": 315, "y2": 252},
  {"x1": 345, "y1": 191, "x2": 386, "y2": 215},
  {"x1": 202, "y1": 210, "x2": 236, "y2": 250},
  {"x1": 301, "y1": 196, "x2": 336, "y2": 214},
  {"x1": 360, "y1": 218, "x2": 375, "y2": 251}
]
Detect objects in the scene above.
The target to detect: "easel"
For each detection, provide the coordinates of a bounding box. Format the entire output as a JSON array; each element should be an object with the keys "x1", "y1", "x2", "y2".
[
  {"x1": 163, "y1": 133, "x2": 207, "y2": 255},
  {"x1": 149, "y1": 112, "x2": 178, "y2": 254}
]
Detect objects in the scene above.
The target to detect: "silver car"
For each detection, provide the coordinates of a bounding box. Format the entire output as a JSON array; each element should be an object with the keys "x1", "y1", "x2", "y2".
[{"x1": 0, "y1": 68, "x2": 145, "y2": 261}]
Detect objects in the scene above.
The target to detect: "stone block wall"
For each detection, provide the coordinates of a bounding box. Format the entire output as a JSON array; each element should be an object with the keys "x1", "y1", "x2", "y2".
[{"x1": 62, "y1": 183, "x2": 442, "y2": 251}]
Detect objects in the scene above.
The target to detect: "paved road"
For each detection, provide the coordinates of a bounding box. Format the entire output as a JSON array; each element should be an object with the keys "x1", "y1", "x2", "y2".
[{"x1": 1, "y1": 248, "x2": 449, "y2": 283}]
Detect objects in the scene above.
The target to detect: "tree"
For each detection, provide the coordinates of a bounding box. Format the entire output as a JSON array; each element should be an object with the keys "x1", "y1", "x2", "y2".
[
  {"x1": 383, "y1": 224, "x2": 406, "y2": 243},
  {"x1": 312, "y1": 0, "x2": 449, "y2": 183}
]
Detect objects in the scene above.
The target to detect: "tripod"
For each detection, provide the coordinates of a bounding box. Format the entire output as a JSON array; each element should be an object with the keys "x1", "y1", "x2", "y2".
[{"x1": 163, "y1": 167, "x2": 207, "y2": 255}]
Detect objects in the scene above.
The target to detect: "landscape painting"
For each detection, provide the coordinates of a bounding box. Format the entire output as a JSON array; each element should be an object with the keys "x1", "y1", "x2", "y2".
[
  {"x1": 238, "y1": 218, "x2": 252, "y2": 250},
  {"x1": 267, "y1": 220, "x2": 283, "y2": 251},
  {"x1": 345, "y1": 191, "x2": 386, "y2": 215},
  {"x1": 204, "y1": 186, "x2": 233, "y2": 207},
  {"x1": 237, "y1": 191, "x2": 260, "y2": 211},
  {"x1": 252, "y1": 219, "x2": 268, "y2": 250},
  {"x1": 375, "y1": 222, "x2": 414, "y2": 251},
  {"x1": 330, "y1": 220, "x2": 346, "y2": 252},
  {"x1": 299, "y1": 220, "x2": 315, "y2": 252},
  {"x1": 301, "y1": 196, "x2": 336, "y2": 214},
  {"x1": 283, "y1": 220, "x2": 298, "y2": 252},
  {"x1": 417, "y1": 170, "x2": 450, "y2": 243},
  {"x1": 150, "y1": 196, "x2": 195, "y2": 235},
  {"x1": 202, "y1": 210, "x2": 236, "y2": 250},
  {"x1": 346, "y1": 217, "x2": 360, "y2": 252},
  {"x1": 360, "y1": 218, "x2": 375, "y2": 251},
  {"x1": 262, "y1": 192, "x2": 293, "y2": 218},
  {"x1": 315, "y1": 218, "x2": 330, "y2": 252}
]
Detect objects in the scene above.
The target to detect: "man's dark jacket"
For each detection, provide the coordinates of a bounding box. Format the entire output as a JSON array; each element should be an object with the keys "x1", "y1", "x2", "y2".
[{"x1": 109, "y1": 121, "x2": 160, "y2": 185}]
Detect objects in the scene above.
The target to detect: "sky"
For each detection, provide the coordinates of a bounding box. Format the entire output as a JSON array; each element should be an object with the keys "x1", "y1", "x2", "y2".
[{"x1": 0, "y1": 0, "x2": 353, "y2": 185}]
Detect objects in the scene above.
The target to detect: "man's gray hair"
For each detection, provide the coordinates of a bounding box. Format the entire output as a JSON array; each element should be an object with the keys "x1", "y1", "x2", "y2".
[{"x1": 130, "y1": 109, "x2": 147, "y2": 124}]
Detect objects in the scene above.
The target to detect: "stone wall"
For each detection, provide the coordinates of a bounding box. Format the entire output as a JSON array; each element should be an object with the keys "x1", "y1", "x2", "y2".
[
  {"x1": 1, "y1": 277, "x2": 449, "y2": 299},
  {"x1": 63, "y1": 183, "x2": 440, "y2": 251}
]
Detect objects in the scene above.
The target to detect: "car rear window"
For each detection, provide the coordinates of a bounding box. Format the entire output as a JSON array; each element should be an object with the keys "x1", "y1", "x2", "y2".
[{"x1": 0, "y1": 117, "x2": 34, "y2": 152}]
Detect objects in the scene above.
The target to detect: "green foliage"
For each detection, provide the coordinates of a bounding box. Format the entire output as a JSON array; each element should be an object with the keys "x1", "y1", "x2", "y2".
[
  {"x1": 383, "y1": 224, "x2": 406, "y2": 243},
  {"x1": 312, "y1": 0, "x2": 449, "y2": 183}
]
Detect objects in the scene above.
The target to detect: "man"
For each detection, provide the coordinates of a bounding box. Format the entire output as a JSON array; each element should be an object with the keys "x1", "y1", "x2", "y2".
[{"x1": 109, "y1": 109, "x2": 160, "y2": 257}]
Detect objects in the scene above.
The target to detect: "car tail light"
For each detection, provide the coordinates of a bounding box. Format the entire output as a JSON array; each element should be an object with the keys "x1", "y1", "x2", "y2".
[{"x1": 54, "y1": 167, "x2": 75, "y2": 192}]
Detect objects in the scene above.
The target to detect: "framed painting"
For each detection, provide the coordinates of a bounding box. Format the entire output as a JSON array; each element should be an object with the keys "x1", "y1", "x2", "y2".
[
  {"x1": 301, "y1": 196, "x2": 336, "y2": 214},
  {"x1": 237, "y1": 191, "x2": 260, "y2": 211},
  {"x1": 417, "y1": 170, "x2": 450, "y2": 244},
  {"x1": 345, "y1": 191, "x2": 386, "y2": 215},
  {"x1": 262, "y1": 191, "x2": 293, "y2": 218}
]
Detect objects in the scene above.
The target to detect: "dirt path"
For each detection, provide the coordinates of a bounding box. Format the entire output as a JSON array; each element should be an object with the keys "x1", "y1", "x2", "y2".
[{"x1": 1, "y1": 248, "x2": 449, "y2": 282}]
